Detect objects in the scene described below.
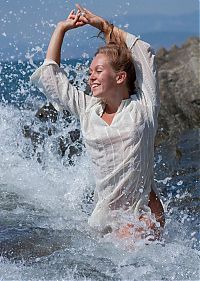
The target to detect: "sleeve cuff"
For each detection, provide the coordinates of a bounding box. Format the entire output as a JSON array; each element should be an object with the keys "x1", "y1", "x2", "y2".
[
  {"x1": 43, "y1": 59, "x2": 59, "y2": 66},
  {"x1": 30, "y1": 59, "x2": 59, "y2": 84}
]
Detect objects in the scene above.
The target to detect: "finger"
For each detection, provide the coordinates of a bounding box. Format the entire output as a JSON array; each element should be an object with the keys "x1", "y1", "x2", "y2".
[
  {"x1": 72, "y1": 10, "x2": 81, "y2": 24},
  {"x1": 70, "y1": 15, "x2": 76, "y2": 19},
  {"x1": 76, "y1": 4, "x2": 91, "y2": 16},
  {"x1": 75, "y1": 21, "x2": 86, "y2": 28},
  {"x1": 76, "y1": 5, "x2": 90, "y2": 24},
  {"x1": 81, "y1": 7, "x2": 91, "y2": 14},
  {"x1": 80, "y1": 16, "x2": 89, "y2": 24},
  {"x1": 79, "y1": 11, "x2": 89, "y2": 22},
  {"x1": 74, "y1": 9, "x2": 81, "y2": 18},
  {"x1": 75, "y1": 18, "x2": 87, "y2": 27},
  {"x1": 75, "y1": 3, "x2": 84, "y2": 12},
  {"x1": 67, "y1": 9, "x2": 75, "y2": 19},
  {"x1": 78, "y1": 17, "x2": 89, "y2": 25},
  {"x1": 69, "y1": 9, "x2": 75, "y2": 15}
]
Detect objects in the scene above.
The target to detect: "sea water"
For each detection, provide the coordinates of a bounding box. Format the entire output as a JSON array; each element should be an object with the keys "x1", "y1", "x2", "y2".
[{"x1": 0, "y1": 58, "x2": 199, "y2": 281}]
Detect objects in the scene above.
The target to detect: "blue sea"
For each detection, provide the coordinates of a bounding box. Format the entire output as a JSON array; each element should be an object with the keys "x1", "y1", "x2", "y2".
[{"x1": 0, "y1": 59, "x2": 199, "y2": 281}]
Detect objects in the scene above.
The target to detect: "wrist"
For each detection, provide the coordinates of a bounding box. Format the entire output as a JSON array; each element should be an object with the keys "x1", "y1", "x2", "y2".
[
  {"x1": 56, "y1": 22, "x2": 70, "y2": 34},
  {"x1": 101, "y1": 19, "x2": 114, "y2": 37},
  {"x1": 99, "y1": 18, "x2": 110, "y2": 32},
  {"x1": 92, "y1": 17, "x2": 110, "y2": 32}
]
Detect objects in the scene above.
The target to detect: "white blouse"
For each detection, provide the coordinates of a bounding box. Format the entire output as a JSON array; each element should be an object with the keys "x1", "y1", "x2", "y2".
[{"x1": 30, "y1": 32, "x2": 160, "y2": 232}]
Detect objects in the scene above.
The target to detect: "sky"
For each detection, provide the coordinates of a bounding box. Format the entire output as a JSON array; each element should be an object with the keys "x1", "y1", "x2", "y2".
[{"x1": 0, "y1": 0, "x2": 199, "y2": 61}]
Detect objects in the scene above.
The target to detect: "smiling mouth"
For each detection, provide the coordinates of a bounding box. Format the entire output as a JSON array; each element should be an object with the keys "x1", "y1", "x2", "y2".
[{"x1": 91, "y1": 84, "x2": 100, "y2": 90}]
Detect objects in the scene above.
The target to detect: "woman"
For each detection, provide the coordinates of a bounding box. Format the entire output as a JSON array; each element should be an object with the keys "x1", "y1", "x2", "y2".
[{"x1": 31, "y1": 4, "x2": 165, "y2": 239}]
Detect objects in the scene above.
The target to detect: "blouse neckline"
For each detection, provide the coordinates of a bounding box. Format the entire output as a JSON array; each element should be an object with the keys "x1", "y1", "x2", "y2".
[{"x1": 99, "y1": 98, "x2": 132, "y2": 117}]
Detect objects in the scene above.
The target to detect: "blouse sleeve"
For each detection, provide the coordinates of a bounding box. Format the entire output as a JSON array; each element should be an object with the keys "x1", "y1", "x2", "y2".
[
  {"x1": 30, "y1": 59, "x2": 91, "y2": 119},
  {"x1": 126, "y1": 33, "x2": 160, "y2": 110}
]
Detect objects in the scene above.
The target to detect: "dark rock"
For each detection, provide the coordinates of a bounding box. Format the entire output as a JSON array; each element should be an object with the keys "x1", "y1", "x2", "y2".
[
  {"x1": 35, "y1": 102, "x2": 58, "y2": 123},
  {"x1": 69, "y1": 129, "x2": 80, "y2": 143},
  {"x1": 156, "y1": 36, "x2": 200, "y2": 144},
  {"x1": 156, "y1": 47, "x2": 168, "y2": 58},
  {"x1": 22, "y1": 125, "x2": 45, "y2": 147},
  {"x1": 69, "y1": 145, "x2": 80, "y2": 158}
]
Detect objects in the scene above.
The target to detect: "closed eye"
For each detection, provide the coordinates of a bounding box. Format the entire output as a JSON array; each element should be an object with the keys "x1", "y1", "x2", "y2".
[{"x1": 88, "y1": 70, "x2": 102, "y2": 76}]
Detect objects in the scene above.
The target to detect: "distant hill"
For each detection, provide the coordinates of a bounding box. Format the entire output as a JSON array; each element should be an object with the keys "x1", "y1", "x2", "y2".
[
  {"x1": 141, "y1": 31, "x2": 199, "y2": 50},
  {"x1": 113, "y1": 11, "x2": 199, "y2": 50},
  {"x1": 113, "y1": 11, "x2": 199, "y2": 34}
]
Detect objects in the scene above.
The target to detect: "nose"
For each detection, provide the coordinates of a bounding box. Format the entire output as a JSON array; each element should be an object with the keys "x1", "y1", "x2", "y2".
[
  {"x1": 89, "y1": 71, "x2": 95, "y2": 80},
  {"x1": 89, "y1": 71, "x2": 96, "y2": 84}
]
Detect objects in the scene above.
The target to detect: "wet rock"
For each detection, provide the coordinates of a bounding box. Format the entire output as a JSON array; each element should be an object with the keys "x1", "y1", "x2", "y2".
[
  {"x1": 35, "y1": 102, "x2": 58, "y2": 123},
  {"x1": 57, "y1": 134, "x2": 82, "y2": 161},
  {"x1": 22, "y1": 103, "x2": 82, "y2": 163},
  {"x1": 69, "y1": 129, "x2": 80, "y2": 143},
  {"x1": 156, "y1": 37, "x2": 200, "y2": 144}
]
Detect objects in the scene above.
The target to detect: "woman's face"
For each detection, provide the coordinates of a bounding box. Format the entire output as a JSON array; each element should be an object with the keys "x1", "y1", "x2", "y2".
[{"x1": 89, "y1": 54, "x2": 118, "y2": 98}]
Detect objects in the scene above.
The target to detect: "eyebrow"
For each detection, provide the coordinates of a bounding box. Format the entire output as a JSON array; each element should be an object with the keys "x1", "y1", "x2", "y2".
[{"x1": 89, "y1": 64, "x2": 104, "y2": 71}]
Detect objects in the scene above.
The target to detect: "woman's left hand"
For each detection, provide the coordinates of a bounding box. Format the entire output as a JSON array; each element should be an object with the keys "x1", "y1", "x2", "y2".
[
  {"x1": 57, "y1": 9, "x2": 86, "y2": 33},
  {"x1": 75, "y1": 4, "x2": 104, "y2": 30}
]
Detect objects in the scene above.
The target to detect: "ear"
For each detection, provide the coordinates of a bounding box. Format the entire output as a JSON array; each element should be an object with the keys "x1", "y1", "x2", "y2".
[{"x1": 116, "y1": 71, "x2": 127, "y2": 85}]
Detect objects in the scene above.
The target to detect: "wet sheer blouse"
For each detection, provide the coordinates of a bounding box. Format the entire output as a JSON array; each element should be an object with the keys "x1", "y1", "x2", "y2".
[{"x1": 31, "y1": 32, "x2": 160, "y2": 231}]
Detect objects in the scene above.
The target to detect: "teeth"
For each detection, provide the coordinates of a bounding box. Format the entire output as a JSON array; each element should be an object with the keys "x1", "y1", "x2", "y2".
[{"x1": 91, "y1": 84, "x2": 99, "y2": 89}]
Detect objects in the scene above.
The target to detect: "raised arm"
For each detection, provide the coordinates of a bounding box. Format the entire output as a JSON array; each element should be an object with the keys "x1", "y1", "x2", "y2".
[
  {"x1": 46, "y1": 10, "x2": 85, "y2": 65},
  {"x1": 31, "y1": 10, "x2": 92, "y2": 118}
]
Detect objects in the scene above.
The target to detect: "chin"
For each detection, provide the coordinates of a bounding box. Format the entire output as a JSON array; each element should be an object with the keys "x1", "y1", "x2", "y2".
[{"x1": 92, "y1": 91, "x2": 102, "y2": 98}]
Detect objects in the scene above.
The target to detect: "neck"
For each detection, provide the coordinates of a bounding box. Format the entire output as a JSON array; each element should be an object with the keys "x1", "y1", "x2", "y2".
[{"x1": 103, "y1": 88, "x2": 129, "y2": 114}]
